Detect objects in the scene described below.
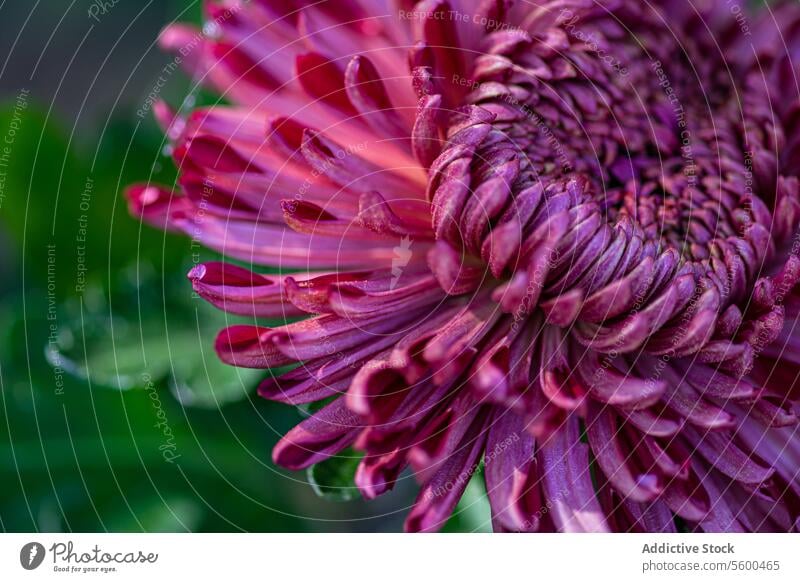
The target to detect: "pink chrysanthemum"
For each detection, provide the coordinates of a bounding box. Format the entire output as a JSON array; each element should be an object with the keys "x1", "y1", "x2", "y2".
[{"x1": 127, "y1": 0, "x2": 800, "y2": 532}]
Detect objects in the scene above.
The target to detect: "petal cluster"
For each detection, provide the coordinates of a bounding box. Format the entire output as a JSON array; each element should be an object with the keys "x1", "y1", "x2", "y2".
[{"x1": 128, "y1": 0, "x2": 800, "y2": 532}]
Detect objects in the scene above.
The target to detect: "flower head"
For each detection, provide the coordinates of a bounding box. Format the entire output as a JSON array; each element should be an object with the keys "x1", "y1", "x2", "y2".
[{"x1": 128, "y1": 0, "x2": 800, "y2": 532}]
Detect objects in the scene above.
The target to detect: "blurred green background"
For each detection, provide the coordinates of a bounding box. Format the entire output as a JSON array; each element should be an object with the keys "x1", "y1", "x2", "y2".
[{"x1": 0, "y1": 0, "x2": 493, "y2": 532}]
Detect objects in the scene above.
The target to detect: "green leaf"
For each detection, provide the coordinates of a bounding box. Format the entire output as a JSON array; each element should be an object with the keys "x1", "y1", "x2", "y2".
[
  {"x1": 443, "y1": 468, "x2": 492, "y2": 533},
  {"x1": 46, "y1": 305, "x2": 174, "y2": 390},
  {"x1": 307, "y1": 449, "x2": 363, "y2": 502},
  {"x1": 47, "y1": 274, "x2": 262, "y2": 407},
  {"x1": 103, "y1": 497, "x2": 204, "y2": 533},
  {"x1": 170, "y1": 340, "x2": 261, "y2": 408}
]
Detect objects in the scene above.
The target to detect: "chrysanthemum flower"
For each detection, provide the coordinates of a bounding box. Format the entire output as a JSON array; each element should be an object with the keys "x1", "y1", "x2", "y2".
[{"x1": 127, "y1": 0, "x2": 800, "y2": 532}]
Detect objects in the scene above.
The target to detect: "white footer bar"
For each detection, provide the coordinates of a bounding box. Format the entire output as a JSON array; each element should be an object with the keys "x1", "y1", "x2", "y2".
[{"x1": 1, "y1": 534, "x2": 797, "y2": 581}]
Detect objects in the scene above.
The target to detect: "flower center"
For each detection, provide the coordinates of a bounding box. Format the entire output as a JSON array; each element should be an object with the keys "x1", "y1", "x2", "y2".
[
  {"x1": 431, "y1": 6, "x2": 775, "y2": 290},
  {"x1": 418, "y1": 3, "x2": 800, "y2": 368}
]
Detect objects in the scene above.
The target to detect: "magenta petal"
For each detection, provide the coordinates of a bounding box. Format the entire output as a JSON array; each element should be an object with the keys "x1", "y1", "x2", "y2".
[
  {"x1": 328, "y1": 274, "x2": 442, "y2": 318},
  {"x1": 623, "y1": 405, "x2": 684, "y2": 438},
  {"x1": 182, "y1": 134, "x2": 259, "y2": 174},
  {"x1": 345, "y1": 55, "x2": 408, "y2": 137},
  {"x1": 694, "y1": 467, "x2": 746, "y2": 533},
  {"x1": 295, "y1": 52, "x2": 353, "y2": 114},
  {"x1": 158, "y1": 24, "x2": 205, "y2": 76},
  {"x1": 577, "y1": 353, "x2": 666, "y2": 410},
  {"x1": 404, "y1": 417, "x2": 487, "y2": 533},
  {"x1": 347, "y1": 365, "x2": 411, "y2": 422},
  {"x1": 269, "y1": 310, "x2": 421, "y2": 361},
  {"x1": 125, "y1": 184, "x2": 190, "y2": 233},
  {"x1": 412, "y1": 94, "x2": 443, "y2": 168},
  {"x1": 427, "y1": 240, "x2": 486, "y2": 295},
  {"x1": 661, "y1": 460, "x2": 712, "y2": 523},
  {"x1": 539, "y1": 418, "x2": 609, "y2": 532},
  {"x1": 680, "y1": 364, "x2": 758, "y2": 400},
  {"x1": 484, "y1": 412, "x2": 541, "y2": 532},
  {"x1": 272, "y1": 398, "x2": 362, "y2": 470},
  {"x1": 539, "y1": 288, "x2": 584, "y2": 327},
  {"x1": 624, "y1": 500, "x2": 678, "y2": 533},
  {"x1": 215, "y1": 325, "x2": 293, "y2": 368},
  {"x1": 258, "y1": 333, "x2": 396, "y2": 405},
  {"x1": 407, "y1": 394, "x2": 480, "y2": 481},
  {"x1": 586, "y1": 404, "x2": 663, "y2": 503},
  {"x1": 683, "y1": 425, "x2": 774, "y2": 485},
  {"x1": 355, "y1": 449, "x2": 407, "y2": 499},
  {"x1": 578, "y1": 256, "x2": 655, "y2": 323},
  {"x1": 188, "y1": 262, "x2": 304, "y2": 317}
]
